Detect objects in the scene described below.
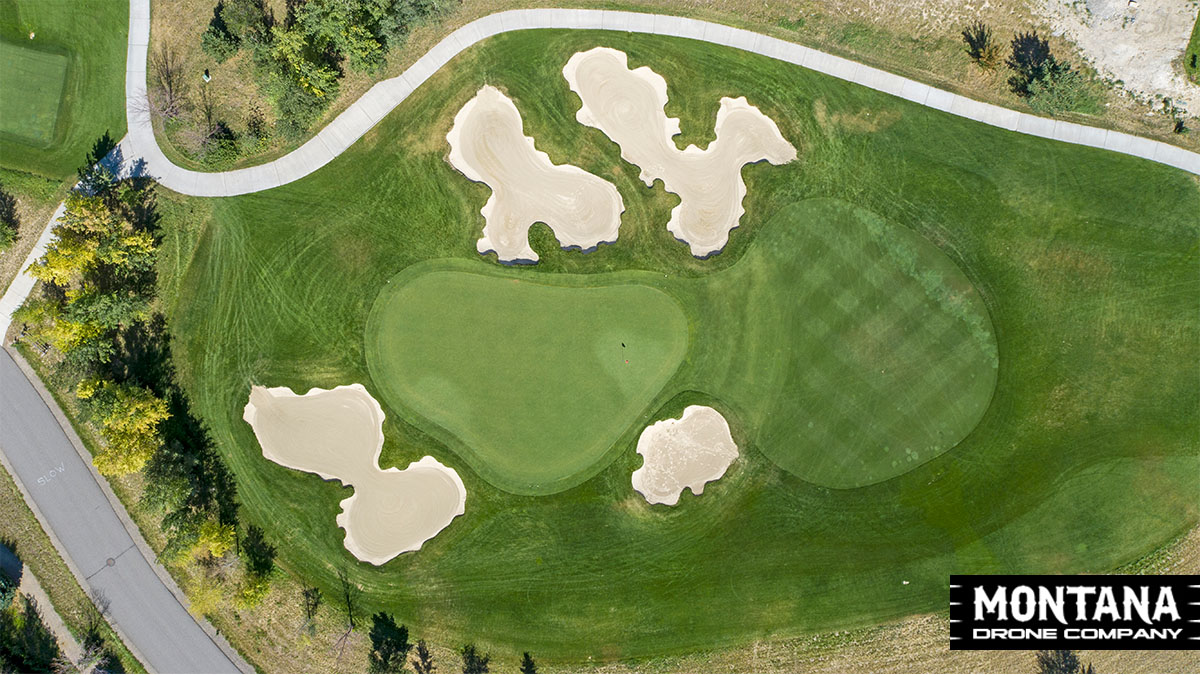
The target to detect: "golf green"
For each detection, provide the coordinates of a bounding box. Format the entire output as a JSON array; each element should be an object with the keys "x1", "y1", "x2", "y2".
[
  {"x1": 0, "y1": 40, "x2": 67, "y2": 145},
  {"x1": 690, "y1": 199, "x2": 998, "y2": 488},
  {"x1": 366, "y1": 262, "x2": 688, "y2": 494}
]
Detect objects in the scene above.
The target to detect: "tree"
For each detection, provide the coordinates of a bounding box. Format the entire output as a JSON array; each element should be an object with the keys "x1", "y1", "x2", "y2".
[
  {"x1": 519, "y1": 651, "x2": 537, "y2": 674},
  {"x1": 411, "y1": 639, "x2": 434, "y2": 674},
  {"x1": 1007, "y1": 31, "x2": 1054, "y2": 96},
  {"x1": 149, "y1": 46, "x2": 188, "y2": 119},
  {"x1": 219, "y1": 0, "x2": 273, "y2": 51},
  {"x1": 0, "y1": 594, "x2": 61, "y2": 673},
  {"x1": 78, "y1": 380, "x2": 169, "y2": 476},
  {"x1": 962, "y1": 21, "x2": 1000, "y2": 68},
  {"x1": 1036, "y1": 649, "x2": 1094, "y2": 673},
  {"x1": 368, "y1": 612, "x2": 412, "y2": 673},
  {"x1": 0, "y1": 179, "x2": 16, "y2": 252},
  {"x1": 301, "y1": 584, "x2": 322, "y2": 633},
  {"x1": 460, "y1": 644, "x2": 490, "y2": 674},
  {"x1": 295, "y1": 0, "x2": 385, "y2": 73},
  {"x1": 201, "y1": 2, "x2": 239, "y2": 63},
  {"x1": 271, "y1": 24, "x2": 339, "y2": 98},
  {"x1": 337, "y1": 567, "x2": 361, "y2": 629},
  {"x1": 241, "y1": 523, "x2": 276, "y2": 579}
]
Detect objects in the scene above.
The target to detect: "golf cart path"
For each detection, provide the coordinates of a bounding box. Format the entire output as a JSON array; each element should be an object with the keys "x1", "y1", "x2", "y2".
[{"x1": 123, "y1": 3, "x2": 1200, "y2": 197}]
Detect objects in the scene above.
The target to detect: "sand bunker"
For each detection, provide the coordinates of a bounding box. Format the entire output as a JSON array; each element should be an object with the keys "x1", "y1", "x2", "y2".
[
  {"x1": 446, "y1": 85, "x2": 625, "y2": 263},
  {"x1": 564, "y1": 48, "x2": 796, "y2": 258},
  {"x1": 243, "y1": 384, "x2": 466, "y2": 565},
  {"x1": 631, "y1": 405, "x2": 739, "y2": 506}
]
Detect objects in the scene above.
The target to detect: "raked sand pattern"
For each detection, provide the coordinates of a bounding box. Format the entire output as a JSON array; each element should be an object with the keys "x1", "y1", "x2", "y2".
[
  {"x1": 447, "y1": 85, "x2": 625, "y2": 263},
  {"x1": 632, "y1": 405, "x2": 739, "y2": 506},
  {"x1": 564, "y1": 47, "x2": 797, "y2": 257},
  {"x1": 243, "y1": 384, "x2": 466, "y2": 565}
]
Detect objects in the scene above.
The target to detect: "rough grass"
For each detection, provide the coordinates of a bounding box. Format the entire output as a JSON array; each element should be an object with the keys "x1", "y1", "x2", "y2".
[
  {"x1": 0, "y1": 0, "x2": 127, "y2": 180},
  {"x1": 0, "y1": 167, "x2": 65, "y2": 299},
  {"x1": 154, "y1": 29, "x2": 1200, "y2": 666}
]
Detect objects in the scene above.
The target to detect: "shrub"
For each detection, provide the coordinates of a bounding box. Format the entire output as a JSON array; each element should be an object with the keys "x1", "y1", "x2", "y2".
[
  {"x1": 268, "y1": 75, "x2": 330, "y2": 140},
  {"x1": 0, "y1": 180, "x2": 16, "y2": 252},
  {"x1": 1007, "y1": 31, "x2": 1053, "y2": 96},
  {"x1": 962, "y1": 21, "x2": 1001, "y2": 68},
  {"x1": 1027, "y1": 63, "x2": 1101, "y2": 116},
  {"x1": 202, "y1": 122, "x2": 241, "y2": 168},
  {"x1": 201, "y1": 22, "x2": 239, "y2": 63}
]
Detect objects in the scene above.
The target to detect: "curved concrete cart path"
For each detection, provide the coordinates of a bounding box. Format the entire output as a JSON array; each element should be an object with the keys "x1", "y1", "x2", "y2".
[
  {"x1": 122, "y1": 2, "x2": 1200, "y2": 199},
  {"x1": 0, "y1": 348, "x2": 248, "y2": 674}
]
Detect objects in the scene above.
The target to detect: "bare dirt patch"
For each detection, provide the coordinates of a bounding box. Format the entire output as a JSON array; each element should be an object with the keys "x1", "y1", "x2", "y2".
[
  {"x1": 631, "y1": 405, "x2": 738, "y2": 506},
  {"x1": 446, "y1": 85, "x2": 624, "y2": 263},
  {"x1": 564, "y1": 47, "x2": 796, "y2": 258},
  {"x1": 242, "y1": 384, "x2": 465, "y2": 565},
  {"x1": 1036, "y1": 0, "x2": 1200, "y2": 110}
]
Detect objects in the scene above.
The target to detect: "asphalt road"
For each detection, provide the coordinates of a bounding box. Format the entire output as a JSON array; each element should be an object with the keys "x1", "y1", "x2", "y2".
[{"x1": 0, "y1": 348, "x2": 241, "y2": 673}]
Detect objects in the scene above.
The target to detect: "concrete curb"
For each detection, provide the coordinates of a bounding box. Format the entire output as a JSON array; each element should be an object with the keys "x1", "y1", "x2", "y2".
[{"x1": 123, "y1": 3, "x2": 1200, "y2": 196}]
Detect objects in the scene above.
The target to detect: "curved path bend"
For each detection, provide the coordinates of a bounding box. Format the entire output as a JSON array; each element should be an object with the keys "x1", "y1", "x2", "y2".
[{"x1": 123, "y1": 2, "x2": 1200, "y2": 196}]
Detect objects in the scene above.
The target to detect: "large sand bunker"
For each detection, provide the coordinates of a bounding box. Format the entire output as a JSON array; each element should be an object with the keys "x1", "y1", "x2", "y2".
[
  {"x1": 243, "y1": 384, "x2": 466, "y2": 565},
  {"x1": 447, "y1": 85, "x2": 625, "y2": 263},
  {"x1": 631, "y1": 405, "x2": 739, "y2": 506},
  {"x1": 564, "y1": 47, "x2": 797, "y2": 257}
]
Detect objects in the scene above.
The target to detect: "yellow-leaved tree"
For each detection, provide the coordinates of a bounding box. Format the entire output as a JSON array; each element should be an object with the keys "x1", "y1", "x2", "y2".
[{"x1": 79, "y1": 379, "x2": 169, "y2": 476}]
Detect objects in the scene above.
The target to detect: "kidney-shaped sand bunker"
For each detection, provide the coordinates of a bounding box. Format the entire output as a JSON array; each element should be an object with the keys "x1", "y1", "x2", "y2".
[
  {"x1": 632, "y1": 405, "x2": 739, "y2": 506},
  {"x1": 243, "y1": 384, "x2": 466, "y2": 565}
]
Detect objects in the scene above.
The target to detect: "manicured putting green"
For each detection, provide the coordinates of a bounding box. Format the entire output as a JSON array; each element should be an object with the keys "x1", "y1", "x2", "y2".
[
  {"x1": 366, "y1": 262, "x2": 688, "y2": 494},
  {"x1": 694, "y1": 199, "x2": 998, "y2": 488},
  {"x1": 0, "y1": 40, "x2": 67, "y2": 145}
]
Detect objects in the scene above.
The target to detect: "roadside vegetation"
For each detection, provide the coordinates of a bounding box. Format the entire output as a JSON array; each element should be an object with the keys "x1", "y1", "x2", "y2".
[
  {"x1": 12, "y1": 138, "x2": 282, "y2": 643},
  {"x1": 961, "y1": 24, "x2": 1101, "y2": 118},
  {"x1": 0, "y1": 466, "x2": 141, "y2": 672}
]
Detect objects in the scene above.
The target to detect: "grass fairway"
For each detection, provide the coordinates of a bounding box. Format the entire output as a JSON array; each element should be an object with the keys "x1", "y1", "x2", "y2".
[
  {"x1": 0, "y1": 0, "x2": 126, "y2": 178},
  {"x1": 367, "y1": 262, "x2": 688, "y2": 494},
  {"x1": 0, "y1": 40, "x2": 67, "y2": 144},
  {"x1": 160, "y1": 29, "x2": 1199, "y2": 663}
]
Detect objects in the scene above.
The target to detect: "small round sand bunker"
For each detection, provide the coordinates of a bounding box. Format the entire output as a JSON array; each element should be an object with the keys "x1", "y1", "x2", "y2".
[
  {"x1": 631, "y1": 405, "x2": 739, "y2": 506},
  {"x1": 243, "y1": 384, "x2": 466, "y2": 565},
  {"x1": 446, "y1": 85, "x2": 625, "y2": 263},
  {"x1": 564, "y1": 47, "x2": 796, "y2": 258}
]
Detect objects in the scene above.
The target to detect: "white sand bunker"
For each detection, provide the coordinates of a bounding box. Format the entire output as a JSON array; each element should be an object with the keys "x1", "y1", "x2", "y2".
[
  {"x1": 447, "y1": 85, "x2": 625, "y2": 263},
  {"x1": 631, "y1": 405, "x2": 739, "y2": 506},
  {"x1": 243, "y1": 384, "x2": 466, "y2": 565},
  {"x1": 564, "y1": 47, "x2": 797, "y2": 258}
]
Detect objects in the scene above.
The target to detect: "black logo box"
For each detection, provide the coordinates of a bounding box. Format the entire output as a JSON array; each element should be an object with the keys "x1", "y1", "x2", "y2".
[{"x1": 949, "y1": 575, "x2": 1200, "y2": 650}]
